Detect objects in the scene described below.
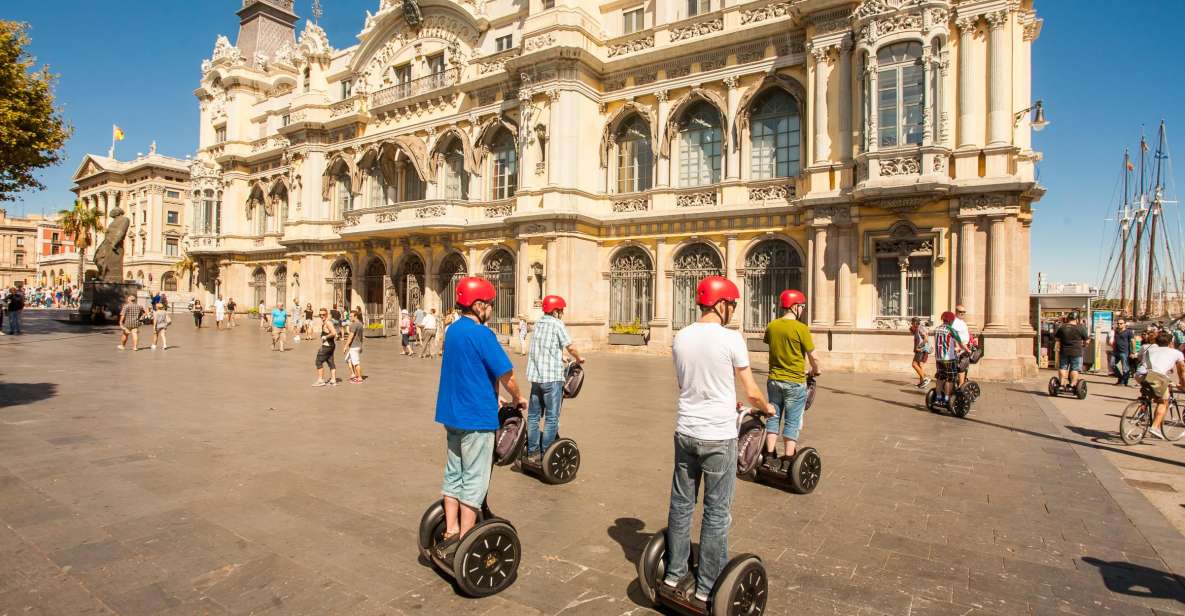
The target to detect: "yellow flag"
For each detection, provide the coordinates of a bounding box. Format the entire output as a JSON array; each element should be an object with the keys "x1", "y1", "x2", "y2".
[{"x1": 113, "y1": 125, "x2": 125, "y2": 141}]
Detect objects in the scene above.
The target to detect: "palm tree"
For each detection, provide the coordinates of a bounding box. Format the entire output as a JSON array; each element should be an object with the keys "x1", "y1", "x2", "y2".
[
  {"x1": 173, "y1": 255, "x2": 197, "y2": 292},
  {"x1": 56, "y1": 200, "x2": 104, "y2": 286}
]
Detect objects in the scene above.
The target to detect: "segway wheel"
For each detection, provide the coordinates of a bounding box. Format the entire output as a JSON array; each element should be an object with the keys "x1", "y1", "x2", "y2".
[
  {"x1": 417, "y1": 500, "x2": 447, "y2": 561},
  {"x1": 1075, "y1": 381, "x2": 1088, "y2": 400},
  {"x1": 736, "y1": 426, "x2": 764, "y2": 477},
  {"x1": 951, "y1": 392, "x2": 972, "y2": 419},
  {"x1": 788, "y1": 448, "x2": 822, "y2": 494},
  {"x1": 924, "y1": 389, "x2": 939, "y2": 413},
  {"x1": 636, "y1": 530, "x2": 668, "y2": 606},
  {"x1": 453, "y1": 521, "x2": 520, "y2": 597},
  {"x1": 1047, "y1": 377, "x2": 1060, "y2": 397},
  {"x1": 542, "y1": 438, "x2": 580, "y2": 484},
  {"x1": 711, "y1": 556, "x2": 767, "y2": 616},
  {"x1": 965, "y1": 381, "x2": 981, "y2": 401}
]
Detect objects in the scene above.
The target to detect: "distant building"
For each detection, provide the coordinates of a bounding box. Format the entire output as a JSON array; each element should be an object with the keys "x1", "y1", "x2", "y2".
[
  {"x1": 33, "y1": 214, "x2": 81, "y2": 287},
  {"x1": 0, "y1": 209, "x2": 40, "y2": 288},
  {"x1": 1045, "y1": 282, "x2": 1098, "y2": 295}
]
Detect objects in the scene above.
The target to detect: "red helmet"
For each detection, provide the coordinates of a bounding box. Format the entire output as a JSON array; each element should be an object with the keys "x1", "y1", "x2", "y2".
[
  {"x1": 456, "y1": 277, "x2": 496, "y2": 308},
  {"x1": 940, "y1": 310, "x2": 956, "y2": 323},
  {"x1": 541, "y1": 295, "x2": 566, "y2": 314},
  {"x1": 696, "y1": 276, "x2": 740, "y2": 307},
  {"x1": 779, "y1": 289, "x2": 806, "y2": 309}
]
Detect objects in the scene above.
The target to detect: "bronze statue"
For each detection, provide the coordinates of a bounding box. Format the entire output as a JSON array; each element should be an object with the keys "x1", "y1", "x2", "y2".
[{"x1": 94, "y1": 206, "x2": 130, "y2": 283}]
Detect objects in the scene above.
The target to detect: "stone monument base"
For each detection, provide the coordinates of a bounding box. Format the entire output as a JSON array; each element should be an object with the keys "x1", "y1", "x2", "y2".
[{"x1": 79, "y1": 281, "x2": 142, "y2": 324}]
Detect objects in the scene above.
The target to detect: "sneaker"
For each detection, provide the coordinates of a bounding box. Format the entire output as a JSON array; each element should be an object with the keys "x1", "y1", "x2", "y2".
[
  {"x1": 162, "y1": 345, "x2": 168, "y2": 350},
  {"x1": 151, "y1": 345, "x2": 157, "y2": 350},
  {"x1": 349, "y1": 377, "x2": 362, "y2": 384},
  {"x1": 329, "y1": 379, "x2": 337, "y2": 386},
  {"x1": 1149, "y1": 427, "x2": 1167, "y2": 440},
  {"x1": 117, "y1": 345, "x2": 125, "y2": 350},
  {"x1": 921, "y1": 377, "x2": 931, "y2": 389},
  {"x1": 312, "y1": 380, "x2": 327, "y2": 387}
]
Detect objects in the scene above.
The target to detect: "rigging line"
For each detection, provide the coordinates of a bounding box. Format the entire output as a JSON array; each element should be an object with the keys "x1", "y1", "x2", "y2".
[
  {"x1": 1096, "y1": 158, "x2": 1127, "y2": 288},
  {"x1": 1099, "y1": 224, "x2": 1123, "y2": 297},
  {"x1": 1161, "y1": 203, "x2": 1183, "y2": 300}
]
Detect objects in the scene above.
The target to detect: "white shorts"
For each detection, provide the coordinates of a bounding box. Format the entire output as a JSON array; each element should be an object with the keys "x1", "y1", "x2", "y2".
[{"x1": 346, "y1": 347, "x2": 361, "y2": 365}]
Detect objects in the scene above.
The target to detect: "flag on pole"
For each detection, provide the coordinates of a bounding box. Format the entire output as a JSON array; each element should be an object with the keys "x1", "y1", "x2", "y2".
[
  {"x1": 113, "y1": 125, "x2": 125, "y2": 141},
  {"x1": 1127, "y1": 161, "x2": 1135, "y2": 171}
]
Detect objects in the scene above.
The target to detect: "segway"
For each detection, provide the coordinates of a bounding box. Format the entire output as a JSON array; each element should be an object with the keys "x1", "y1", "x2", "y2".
[
  {"x1": 416, "y1": 404, "x2": 524, "y2": 597},
  {"x1": 509, "y1": 404, "x2": 581, "y2": 484},
  {"x1": 637, "y1": 528, "x2": 767, "y2": 616},
  {"x1": 736, "y1": 375, "x2": 822, "y2": 494},
  {"x1": 1047, "y1": 375, "x2": 1088, "y2": 399}
]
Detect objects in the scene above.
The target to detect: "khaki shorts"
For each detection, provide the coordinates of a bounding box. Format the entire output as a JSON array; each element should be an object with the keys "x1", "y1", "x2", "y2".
[{"x1": 1145, "y1": 372, "x2": 1172, "y2": 401}]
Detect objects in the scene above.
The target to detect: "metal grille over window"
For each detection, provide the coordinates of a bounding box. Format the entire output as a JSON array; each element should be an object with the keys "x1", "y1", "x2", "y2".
[
  {"x1": 875, "y1": 235, "x2": 934, "y2": 320},
  {"x1": 439, "y1": 253, "x2": 467, "y2": 310},
  {"x1": 482, "y1": 249, "x2": 516, "y2": 334},
  {"x1": 251, "y1": 267, "x2": 267, "y2": 308},
  {"x1": 363, "y1": 258, "x2": 385, "y2": 317},
  {"x1": 672, "y1": 243, "x2": 722, "y2": 329},
  {"x1": 274, "y1": 266, "x2": 287, "y2": 307},
  {"x1": 398, "y1": 255, "x2": 425, "y2": 314},
  {"x1": 609, "y1": 246, "x2": 654, "y2": 326},
  {"x1": 744, "y1": 240, "x2": 804, "y2": 332},
  {"x1": 330, "y1": 260, "x2": 352, "y2": 312}
]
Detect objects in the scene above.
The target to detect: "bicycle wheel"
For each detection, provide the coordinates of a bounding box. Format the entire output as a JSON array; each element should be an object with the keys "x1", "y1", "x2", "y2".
[
  {"x1": 1162, "y1": 400, "x2": 1185, "y2": 442},
  {"x1": 1120, "y1": 400, "x2": 1151, "y2": 445}
]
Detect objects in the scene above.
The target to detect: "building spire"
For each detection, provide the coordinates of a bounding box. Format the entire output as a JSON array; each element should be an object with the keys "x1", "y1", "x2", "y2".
[{"x1": 312, "y1": 0, "x2": 322, "y2": 22}]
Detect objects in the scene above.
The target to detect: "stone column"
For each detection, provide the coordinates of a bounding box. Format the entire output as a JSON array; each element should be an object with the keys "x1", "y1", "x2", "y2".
[
  {"x1": 655, "y1": 90, "x2": 670, "y2": 187},
  {"x1": 865, "y1": 58, "x2": 879, "y2": 153},
  {"x1": 811, "y1": 225, "x2": 832, "y2": 325},
  {"x1": 956, "y1": 16, "x2": 983, "y2": 148},
  {"x1": 724, "y1": 77, "x2": 741, "y2": 180},
  {"x1": 516, "y1": 238, "x2": 531, "y2": 317},
  {"x1": 725, "y1": 235, "x2": 740, "y2": 327},
  {"x1": 986, "y1": 11, "x2": 1011, "y2": 146},
  {"x1": 987, "y1": 216, "x2": 1007, "y2": 329},
  {"x1": 835, "y1": 225, "x2": 854, "y2": 326},
  {"x1": 811, "y1": 45, "x2": 833, "y2": 164},
  {"x1": 837, "y1": 38, "x2": 853, "y2": 161},
  {"x1": 959, "y1": 218, "x2": 976, "y2": 326}
]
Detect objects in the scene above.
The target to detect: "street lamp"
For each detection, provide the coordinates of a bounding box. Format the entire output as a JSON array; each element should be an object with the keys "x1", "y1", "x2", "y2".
[{"x1": 1014, "y1": 100, "x2": 1049, "y2": 131}]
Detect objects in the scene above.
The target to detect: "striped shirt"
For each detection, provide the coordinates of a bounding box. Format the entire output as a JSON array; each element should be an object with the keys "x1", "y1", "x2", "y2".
[
  {"x1": 527, "y1": 315, "x2": 572, "y2": 383},
  {"x1": 933, "y1": 324, "x2": 963, "y2": 361}
]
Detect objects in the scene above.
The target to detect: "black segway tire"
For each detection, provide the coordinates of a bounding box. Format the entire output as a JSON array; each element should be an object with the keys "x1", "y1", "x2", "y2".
[
  {"x1": 453, "y1": 520, "x2": 520, "y2": 597},
  {"x1": 951, "y1": 393, "x2": 972, "y2": 419},
  {"x1": 1047, "y1": 377, "x2": 1060, "y2": 397},
  {"x1": 711, "y1": 555, "x2": 767, "y2": 616},
  {"x1": 1075, "y1": 381, "x2": 1088, "y2": 400},
  {"x1": 789, "y1": 448, "x2": 822, "y2": 494},
  {"x1": 924, "y1": 388, "x2": 939, "y2": 413},
  {"x1": 965, "y1": 381, "x2": 982, "y2": 401},
  {"x1": 417, "y1": 500, "x2": 447, "y2": 561},
  {"x1": 636, "y1": 529, "x2": 668, "y2": 606},
  {"x1": 542, "y1": 438, "x2": 581, "y2": 484},
  {"x1": 736, "y1": 425, "x2": 764, "y2": 477}
]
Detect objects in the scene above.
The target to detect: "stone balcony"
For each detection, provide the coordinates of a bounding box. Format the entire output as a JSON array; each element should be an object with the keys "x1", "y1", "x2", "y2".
[
  {"x1": 335, "y1": 197, "x2": 515, "y2": 237},
  {"x1": 369, "y1": 69, "x2": 460, "y2": 111}
]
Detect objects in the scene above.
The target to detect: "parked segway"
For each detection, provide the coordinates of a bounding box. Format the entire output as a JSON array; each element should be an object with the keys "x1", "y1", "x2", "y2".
[
  {"x1": 637, "y1": 528, "x2": 767, "y2": 616},
  {"x1": 417, "y1": 404, "x2": 524, "y2": 597},
  {"x1": 736, "y1": 375, "x2": 822, "y2": 494},
  {"x1": 1047, "y1": 375, "x2": 1088, "y2": 399},
  {"x1": 515, "y1": 363, "x2": 583, "y2": 483}
]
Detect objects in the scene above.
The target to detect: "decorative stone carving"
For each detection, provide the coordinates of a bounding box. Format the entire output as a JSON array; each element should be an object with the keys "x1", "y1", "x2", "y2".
[
  {"x1": 535, "y1": 161, "x2": 545, "y2": 175},
  {"x1": 852, "y1": 0, "x2": 922, "y2": 21},
  {"x1": 485, "y1": 203, "x2": 513, "y2": 218},
  {"x1": 813, "y1": 206, "x2": 851, "y2": 225},
  {"x1": 211, "y1": 35, "x2": 244, "y2": 66},
  {"x1": 608, "y1": 35, "x2": 655, "y2": 58},
  {"x1": 874, "y1": 197, "x2": 924, "y2": 213},
  {"x1": 749, "y1": 184, "x2": 796, "y2": 202},
  {"x1": 676, "y1": 192, "x2": 717, "y2": 208},
  {"x1": 524, "y1": 34, "x2": 555, "y2": 52},
  {"x1": 376, "y1": 211, "x2": 398, "y2": 223},
  {"x1": 932, "y1": 154, "x2": 947, "y2": 174},
  {"x1": 415, "y1": 205, "x2": 447, "y2": 218},
  {"x1": 960, "y1": 194, "x2": 1015, "y2": 216},
  {"x1": 342, "y1": 214, "x2": 360, "y2": 227},
  {"x1": 984, "y1": 10, "x2": 1009, "y2": 29},
  {"x1": 253, "y1": 51, "x2": 269, "y2": 70},
  {"x1": 329, "y1": 99, "x2": 357, "y2": 118},
  {"x1": 298, "y1": 20, "x2": 332, "y2": 60},
  {"x1": 670, "y1": 18, "x2": 723, "y2": 42},
  {"x1": 612, "y1": 198, "x2": 649, "y2": 213},
  {"x1": 880, "y1": 156, "x2": 920, "y2": 176},
  {"x1": 740, "y1": 1, "x2": 796, "y2": 25},
  {"x1": 877, "y1": 12, "x2": 923, "y2": 36}
]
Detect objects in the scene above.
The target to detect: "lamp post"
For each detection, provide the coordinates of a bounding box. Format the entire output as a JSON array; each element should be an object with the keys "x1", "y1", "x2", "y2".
[{"x1": 1014, "y1": 100, "x2": 1049, "y2": 131}]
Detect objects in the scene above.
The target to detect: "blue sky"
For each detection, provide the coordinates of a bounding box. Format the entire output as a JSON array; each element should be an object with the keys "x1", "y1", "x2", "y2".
[{"x1": 5, "y1": 1, "x2": 1184, "y2": 290}]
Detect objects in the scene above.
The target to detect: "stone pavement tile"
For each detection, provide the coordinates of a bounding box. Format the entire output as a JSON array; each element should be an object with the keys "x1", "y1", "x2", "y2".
[
  {"x1": 154, "y1": 596, "x2": 233, "y2": 616},
  {"x1": 827, "y1": 573, "x2": 916, "y2": 615},
  {"x1": 12, "y1": 513, "x2": 113, "y2": 554},
  {"x1": 928, "y1": 542, "x2": 1005, "y2": 573},
  {"x1": 952, "y1": 580, "x2": 1042, "y2": 616},
  {"x1": 0, "y1": 572, "x2": 115, "y2": 616},
  {"x1": 47, "y1": 537, "x2": 134, "y2": 571},
  {"x1": 389, "y1": 581, "x2": 523, "y2": 614},
  {"x1": 96, "y1": 580, "x2": 184, "y2": 614},
  {"x1": 0, "y1": 474, "x2": 75, "y2": 528},
  {"x1": 197, "y1": 553, "x2": 367, "y2": 615},
  {"x1": 868, "y1": 530, "x2": 934, "y2": 559},
  {"x1": 907, "y1": 596, "x2": 1005, "y2": 616}
]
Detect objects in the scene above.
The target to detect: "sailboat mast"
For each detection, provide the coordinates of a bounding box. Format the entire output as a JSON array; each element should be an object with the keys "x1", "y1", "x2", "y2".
[
  {"x1": 1133, "y1": 132, "x2": 1148, "y2": 317},
  {"x1": 1121, "y1": 148, "x2": 1131, "y2": 315},
  {"x1": 1145, "y1": 121, "x2": 1168, "y2": 317}
]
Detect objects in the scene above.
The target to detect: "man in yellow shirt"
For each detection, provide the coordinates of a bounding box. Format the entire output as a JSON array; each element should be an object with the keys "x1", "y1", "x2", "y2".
[{"x1": 763, "y1": 289, "x2": 821, "y2": 462}]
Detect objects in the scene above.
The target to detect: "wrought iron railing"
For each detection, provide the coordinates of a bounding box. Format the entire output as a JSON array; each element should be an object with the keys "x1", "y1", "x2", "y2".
[{"x1": 370, "y1": 69, "x2": 460, "y2": 107}]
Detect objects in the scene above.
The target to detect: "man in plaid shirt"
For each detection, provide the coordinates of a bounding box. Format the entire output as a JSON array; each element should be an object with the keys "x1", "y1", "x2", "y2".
[
  {"x1": 118, "y1": 295, "x2": 144, "y2": 351},
  {"x1": 525, "y1": 295, "x2": 584, "y2": 463}
]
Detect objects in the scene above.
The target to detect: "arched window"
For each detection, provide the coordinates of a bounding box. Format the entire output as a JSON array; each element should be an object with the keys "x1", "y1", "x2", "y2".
[
  {"x1": 616, "y1": 117, "x2": 653, "y2": 193},
  {"x1": 330, "y1": 260, "x2": 352, "y2": 311},
  {"x1": 366, "y1": 161, "x2": 386, "y2": 208},
  {"x1": 271, "y1": 184, "x2": 288, "y2": 230},
  {"x1": 491, "y1": 130, "x2": 517, "y2": 199},
  {"x1": 442, "y1": 140, "x2": 469, "y2": 200},
  {"x1": 439, "y1": 252, "x2": 467, "y2": 308},
  {"x1": 251, "y1": 267, "x2": 267, "y2": 308},
  {"x1": 274, "y1": 266, "x2": 287, "y2": 307},
  {"x1": 402, "y1": 164, "x2": 425, "y2": 201},
  {"x1": 397, "y1": 254, "x2": 426, "y2": 313},
  {"x1": 678, "y1": 102, "x2": 722, "y2": 187},
  {"x1": 743, "y1": 239, "x2": 804, "y2": 332},
  {"x1": 609, "y1": 246, "x2": 654, "y2": 326},
  {"x1": 482, "y1": 249, "x2": 516, "y2": 332},
  {"x1": 749, "y1": 90, "x2": 801, "y2": 179},
  {"x1": 671, "y1": 243, "x2": 722, "y2": 329},
  {"x1": 333, "y1": 171, "x2": 353, "y2": 218},
  {"x1": 876, "y1": 41, "x2": 924, "y2": 148},
  {"x1": 161, "y1": 272, "x2": 178, "y2": 292},
  {"x1": 363, "y1": 258, "x2": 385, "y2": 316}
]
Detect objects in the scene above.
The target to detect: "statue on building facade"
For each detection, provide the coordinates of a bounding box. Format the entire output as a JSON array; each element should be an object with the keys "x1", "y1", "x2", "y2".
[{"x1": 93, "y1": 206, "x2": 130, "y2": 283}]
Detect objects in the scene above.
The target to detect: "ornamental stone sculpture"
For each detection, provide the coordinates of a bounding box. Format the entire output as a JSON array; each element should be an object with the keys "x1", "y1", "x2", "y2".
[{"x1": 94, "y1": 206, "x2": 130, "y2": 283}]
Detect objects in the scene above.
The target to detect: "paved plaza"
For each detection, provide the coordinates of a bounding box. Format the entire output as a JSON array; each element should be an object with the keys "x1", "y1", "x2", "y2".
[{"x1": 2, "y1": 310, "x2": 1185, "y2": 615}]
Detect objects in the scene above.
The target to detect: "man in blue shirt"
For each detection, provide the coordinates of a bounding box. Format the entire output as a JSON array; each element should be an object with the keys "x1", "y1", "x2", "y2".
[
  {"x1": 434, "y1": 277, "x2": 526, "y2": 558},
  {"x1": 525, "y1": 295, "x2": 584, "y2": 463},
  {"x1": 271, "y1": 304, "x2": 288, "y2": 352}
]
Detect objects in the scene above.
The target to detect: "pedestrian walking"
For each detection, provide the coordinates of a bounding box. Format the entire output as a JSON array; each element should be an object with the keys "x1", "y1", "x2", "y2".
[
  {"x1": 330, "y1": 304, "x2": 343, "y2": 340},
  {"x1": 118, "y1": 295, "x2": 143, "y2": 351},
  {"x1": 303, "y1": 303, "x2": 315, "y2": 340},
  {"x1": 1111, "y1": 318, "x2": 1135, "y2": 386},
  {"x1": 192, "y1": 299, "x2": 204, "y2": 328},
  {"x1": 4, "y1": 287, "x2": 24, "y2": 335},
  {"x1": 524, "y1": 296, "x2": 584, "y2": 464},
  {"x1": 419, "y1": 308, "x2": 440, "y2": 358},
  {"x1": 270, "y1": 303, "x2": 289, "y2": 351},
  {"x1": 151, "y1": 302, "x2": 171, "y2": 350},
  {"x1": 214, "y1": 295, "x2": 226, "y2": 329},
  {"x1": 516, "y1": 315, "x2": 529, "y2": 356},
  {"x1": 226, "y1": 298, "x2": 237, "y2": 327},
  {"x1": 258, "y1": 300, "x2": 268, "y2": 330},
  {"x1": 313, "y1": 308, "x2": 338, "y2": 386},
  {"x1": 400, "y1": 308, "x2": 414, "y2": 355},
  {"x1": 430, "y1": 277, "x2": 526, "y2": 560},
  {"x1": 910, "y1": 317, "x2": 931, "y2": 388},
  {"x1": 344, "y1": 308, "x2": 365, "y2": 383}
]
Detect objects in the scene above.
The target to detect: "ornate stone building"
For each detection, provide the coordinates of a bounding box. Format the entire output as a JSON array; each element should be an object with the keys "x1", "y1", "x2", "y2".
[
  {"x1": 71, "y1": 152, "x2": 192, "y2": 292},
  {"x1": 185, "y1": 0, "x2": 1043, "y2": 379},
  {"x1": 0, "y1": 209, "x2": 39, "y2": 289}
]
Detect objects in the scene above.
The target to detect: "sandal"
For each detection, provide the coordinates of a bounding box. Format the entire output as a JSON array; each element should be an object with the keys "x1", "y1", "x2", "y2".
[{"x1": 433, "y1": 532, "x2": 461, "y2": 561}]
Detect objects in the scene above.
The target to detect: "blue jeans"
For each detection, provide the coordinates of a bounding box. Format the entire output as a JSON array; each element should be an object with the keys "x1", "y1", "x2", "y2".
[
  {"x1": 1113, "y1": 353, "x2": 1130, "y2": 384},
  {"x1": 766, "y1": 380, "x2": 807, "y2": 440},
  {"x1": 527, "y1": 381, "x2": 564, "y2": 455},
  {"x1": 441, "y1": 428, "x2": 494, "y2": 509},
  {"x1": 5, "y1": 310, "x2": 20, "y2": 334},
  {"x1": 1059, "y1": 354, "x2": 1083, "y2": 372},
  {"x1": 665, "y1": 433, "x2": 737, "y2": 598}
]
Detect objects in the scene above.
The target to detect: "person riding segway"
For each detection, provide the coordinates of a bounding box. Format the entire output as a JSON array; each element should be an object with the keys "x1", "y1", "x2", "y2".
[
  {"x1": 636, "y1": 276, "x2": 774, "y2": 616},
  {"x1": 1048, "y1": 312, "x2": 1091, "y2": 399},
  {"x1": 417, "y1": 277, "x2": 528, "y2": 597},
  {"x1": 519, "y1": 294, "x2": 585, "y2": 484},
  {"x1": 926, "y1": 311, "x2": 973, "y2": 417}
]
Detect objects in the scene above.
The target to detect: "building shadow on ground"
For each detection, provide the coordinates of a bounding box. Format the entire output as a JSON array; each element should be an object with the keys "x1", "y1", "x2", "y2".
[
  {"x1": 0, "y1": 382, "x2": 59, "y2": 408},
  {"x1": 962, "y1": 416, "x2": 1185, "y2": 469},
  {"x1": 1063, "y1": 424, "x2": 1127, "y2": 445},
  {"x1": 1081, "y1": 556, "x2": 1185, "y2": 603}
]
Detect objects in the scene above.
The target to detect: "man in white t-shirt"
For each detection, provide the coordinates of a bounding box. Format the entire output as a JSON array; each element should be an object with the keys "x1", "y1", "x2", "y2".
[
  {"x1": 951, "y1": 305, "x2": 972, "y2": 386},
  {"x1": 419, "y1": 308, "x2": 439, "y2": 358},
  {"x1": 663, "y1": 276, "x2": 776, "y2": 610},
  {"x1": 1138, "y1": 330, "x2": 1185, "y2": 439},
  {"x1": 214, "y1": 295, "x2": 226, "y2": 330}
]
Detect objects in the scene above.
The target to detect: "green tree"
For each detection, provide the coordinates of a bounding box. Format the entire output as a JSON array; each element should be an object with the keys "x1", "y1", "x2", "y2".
[
  {"x1": 57, "y1": 200, "x2": 103, "y2": 285},
  {"x1": 0, "y1": 21, "x2": 71, "y2": 201},
  {"x1": 173, "y1": 255, "x2": 197, "y2": 292}
]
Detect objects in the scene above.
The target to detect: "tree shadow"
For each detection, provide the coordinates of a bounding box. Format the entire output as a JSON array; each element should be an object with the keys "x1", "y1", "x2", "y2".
[
  {"x1": 1081, "y1": 556, "x2": 1185, "y2": 603},
  {"x1": 0, "y1": 382, "x2": 59, "y2": 408}
]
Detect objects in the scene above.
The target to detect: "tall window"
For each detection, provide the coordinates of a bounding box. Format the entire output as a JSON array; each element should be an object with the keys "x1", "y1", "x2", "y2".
[
  {"x1": 334, "y1": 173, "x2": 353, "y2": 218},
  {"x1": 609, "y1": 246, "x2": 654, "y2": 326},
  {"x1": 366, "y1": 163, "x2": 386, "y2": 208},
  {"x1": 750, "y1": 90, "x2": 801, "y2": 179},
  {"x1": 616, "y1": 117, "x2": 653, "y2": 193},
  {"x1": 686, "y1": 0, "x2": 710, "y2": 17},
  {"x1": 214, "y1": 126, "x2": 227, "y2": 143},
  {"x1": 622, "y1": 8, "x2": 644, "y2": 34},
  {"x1": 678, "y1": 102, "x2": 722, "y2": 187},
  {"x1": 672, "y1": 243, "x2": 722, "y2": 329},
  {"x1": 427, "y1": 53, "x2": 445, "y2": 74},
  {"x1": 491, "y1": 131, "x2": 517, "y2": 199},
  {"x1": 392, "y1": 64, "x2": 411, "y2": 85},
  {"x1": 165, "y1": 238, "x2": 179, "y2": 257},
  {"x1": 402, "y1": 166, "x2": 425, "y2": 201},
  {"x1": 495, "y1": 35, "x2": 513, "y2": 52},
  {"x1": 198, "y1": 189, "x2": 220, "y2": 234},
  {"x1": 743, "y1": 240, "x2": 804, "y2": 332},
  {"x1": 15, "y1": 253, "x2": 23, "y2": 266},
  {"x1": 340, "y1": 79, "x2": 354, "y2": 100},
  {"x1": 877, "y1": 42, "x2": 924, "y2": 148},
  {"x1": 253, "y1": 200, "x2": 267, "y2": 235},
  {"x1": 443, "y1": 141, "x2": 469, "y2": 200}
]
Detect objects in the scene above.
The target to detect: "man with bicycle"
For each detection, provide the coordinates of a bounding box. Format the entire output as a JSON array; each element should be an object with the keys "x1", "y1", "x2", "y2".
[{"x1": 1136, "y1": 330, "x2": 1185, "y2": 440}]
